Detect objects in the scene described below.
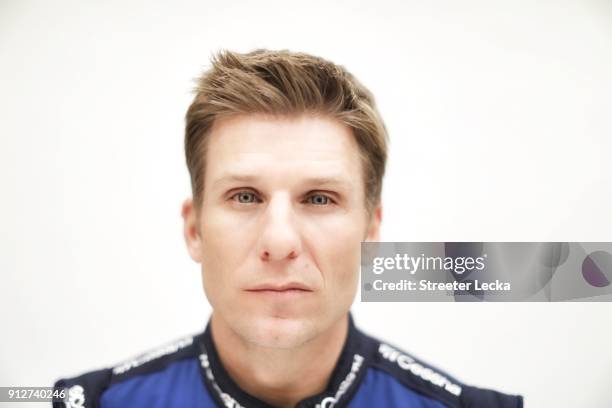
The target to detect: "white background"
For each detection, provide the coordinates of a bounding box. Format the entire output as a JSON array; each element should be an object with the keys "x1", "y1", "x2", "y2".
[{"x1": 2, "y1": 1, "x2": 612, "y2": 407}]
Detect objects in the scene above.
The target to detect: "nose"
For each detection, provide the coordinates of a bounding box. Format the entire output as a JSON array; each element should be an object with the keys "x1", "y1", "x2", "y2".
[{"x1": 257, "y1": 193, "x2": 302, "y2": 262}]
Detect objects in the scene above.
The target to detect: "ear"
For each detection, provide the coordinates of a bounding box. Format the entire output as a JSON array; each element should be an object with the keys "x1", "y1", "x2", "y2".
[
  {"x1": 181, "y1": 198, "x2": 203, "y2": 263},
  {"x1": 365, "y1": 205, "x2": 382, "y2": 242}
]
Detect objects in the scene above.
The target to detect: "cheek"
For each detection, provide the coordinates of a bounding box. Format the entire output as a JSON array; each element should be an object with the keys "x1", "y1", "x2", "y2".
[
  {"x1": 198, "y1": 208, "x2": 256, "y2": 298},
  {"x1": 306, "y1": 215, "x2": 364, "y2": 290}
]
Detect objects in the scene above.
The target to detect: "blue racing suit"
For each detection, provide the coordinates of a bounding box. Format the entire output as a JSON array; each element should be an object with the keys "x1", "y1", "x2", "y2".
[{"x1": 53, "y1": 314, "x2": 523, "y2": 407}]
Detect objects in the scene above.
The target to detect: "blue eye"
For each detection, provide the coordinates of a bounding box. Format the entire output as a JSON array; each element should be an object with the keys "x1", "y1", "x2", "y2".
[
  {"x1": 233, "y1": 191, "x2": 258, "y2": 204},
  {"x1": 307, "y1": 194, "x2": 330, "y2": 205}
]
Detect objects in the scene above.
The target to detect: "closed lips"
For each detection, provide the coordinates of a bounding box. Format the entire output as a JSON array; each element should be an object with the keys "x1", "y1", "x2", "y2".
[{"x1": 246, "y1": 283, "x2": 313, "y2": 292}]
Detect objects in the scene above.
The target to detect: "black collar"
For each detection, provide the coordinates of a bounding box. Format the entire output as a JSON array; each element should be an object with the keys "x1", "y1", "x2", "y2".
[{"x1": 196, "y1": 313, "x2": 374, "y2": 408}]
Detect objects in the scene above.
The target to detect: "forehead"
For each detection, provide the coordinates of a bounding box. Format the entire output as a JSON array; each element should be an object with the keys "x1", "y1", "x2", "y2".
[{"x1": 204, "y1": 114, "x2": 363, "y2": 189}]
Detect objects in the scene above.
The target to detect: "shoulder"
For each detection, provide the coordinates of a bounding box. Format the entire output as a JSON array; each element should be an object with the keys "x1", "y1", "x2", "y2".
[
  {"x1": 355, "y1": 328, "x2": 523, "y2": 408},
  {"x1": 52, "y1": 333, "x2": 201, "y2": 408}
]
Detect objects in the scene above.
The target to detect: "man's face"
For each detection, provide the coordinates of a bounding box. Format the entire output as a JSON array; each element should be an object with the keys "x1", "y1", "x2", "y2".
[{"x1": 183, "y1": 113, "x2": 381, "y2": 348}]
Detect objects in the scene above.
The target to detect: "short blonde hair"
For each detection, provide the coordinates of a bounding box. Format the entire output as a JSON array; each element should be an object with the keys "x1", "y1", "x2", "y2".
[{"x1": 185, "y1": 49, "x2": 388, "y2": 213}]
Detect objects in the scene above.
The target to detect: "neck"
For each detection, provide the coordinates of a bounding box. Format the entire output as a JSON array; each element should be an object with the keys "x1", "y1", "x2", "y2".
[{"x1": 210, "y1": 314, "x2": 349, "y2": 408}]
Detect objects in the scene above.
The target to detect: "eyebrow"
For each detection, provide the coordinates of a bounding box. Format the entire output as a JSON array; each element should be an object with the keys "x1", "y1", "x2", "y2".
[
  {"x1": 212, "y1": 173, "x2": 353, "y2": 191},
  {"x1": 212, "y1": 174, "x2": 258, "y2": 188}
]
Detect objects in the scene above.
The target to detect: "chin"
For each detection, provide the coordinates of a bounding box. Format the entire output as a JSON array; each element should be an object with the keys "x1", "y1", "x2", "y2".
[{"x1": 240, "y1": 314, "x2": 317, "y2": 349}]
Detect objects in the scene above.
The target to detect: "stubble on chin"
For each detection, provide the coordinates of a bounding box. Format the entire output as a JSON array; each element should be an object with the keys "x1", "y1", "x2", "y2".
[{"x1": 233, "y1": 314, "x2": 319, "y2": 350}]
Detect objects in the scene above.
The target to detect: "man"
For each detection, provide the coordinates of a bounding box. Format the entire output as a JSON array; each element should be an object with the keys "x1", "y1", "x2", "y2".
[{"x1": 54, "y1": 49, "x2": 523, "y2": 407}]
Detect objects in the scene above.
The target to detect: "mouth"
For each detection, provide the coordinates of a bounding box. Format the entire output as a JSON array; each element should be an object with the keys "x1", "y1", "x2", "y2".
[{"x1": 245, "y1": 282, "x2": 314, "y2": 296}]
